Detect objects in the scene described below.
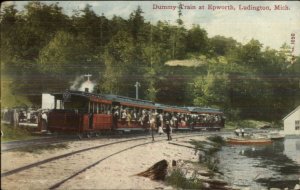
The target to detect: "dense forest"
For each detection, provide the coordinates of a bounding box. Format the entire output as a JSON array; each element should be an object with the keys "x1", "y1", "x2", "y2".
[{"x1": 1, "y1": 1, "x2": 299, "y2": 121}]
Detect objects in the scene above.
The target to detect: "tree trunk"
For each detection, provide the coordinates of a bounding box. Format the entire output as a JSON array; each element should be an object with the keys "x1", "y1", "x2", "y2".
[{"x1": 137, "y1": 159, "x2": 168, "y2": 181}]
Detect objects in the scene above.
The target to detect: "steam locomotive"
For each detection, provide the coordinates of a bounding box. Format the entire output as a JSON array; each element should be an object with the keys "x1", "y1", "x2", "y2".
[{"x1": 46, "y1": 90, "x2": 225, "y2": 136}]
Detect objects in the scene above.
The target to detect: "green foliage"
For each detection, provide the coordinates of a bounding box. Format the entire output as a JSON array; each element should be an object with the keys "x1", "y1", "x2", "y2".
[
  {"x1": 1, "y1": 1, "x2": 299, "y2": 122},
  {"x1": 1, "y1": 75, "x2": 31, "y2": 107},
  {"x1": 186, "y1": 25, "x2": 208, "y2": 54},
  {"x1": 129, "y1": 6, "x2": 145, "y2": 41},
  {"x1": 1, "y1": 124, "x2": 35, "y2": 142},
  {"x1": 207, "y1": 135, "x2": 226, "y2": 146},
  {"x1": 189, "y1": 139, "x2": 222, "y2": 173},
  {"x1": 189, "y1": 139, "x2": 205, "y2": 150},
  {"x1": 101, "y1": 31, "x2": 135, "y2": 94},
  {"x1": 15, "y1": 143, "x2": 69, "y2": 154},
  {"x1": 39, "y1": 31, "x2": 79, "y2": 73},
  {"x1": 193, "y1": 72, "x2": 230, "y2": 109},
  {"x1": 209, "y1": 35, "x2": 239, "y2": 56},
  {"x1": 166, "y1": 168, "x2": 203, "y2": 189}
]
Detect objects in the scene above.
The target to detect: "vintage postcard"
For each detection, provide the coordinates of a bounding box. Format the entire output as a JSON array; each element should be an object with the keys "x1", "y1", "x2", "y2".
[{"x1": 1, "y1": 1, "x2": 300, "y2": 189}]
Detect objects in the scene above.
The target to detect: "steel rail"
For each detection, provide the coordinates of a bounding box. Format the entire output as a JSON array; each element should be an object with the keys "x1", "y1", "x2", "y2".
[
  {"x1": 1, "y1": 131, "x2": 227, "y2": 179},
  {"x1": 1, "y1": 136, "x2": 150, "y2": 178},
  {"x1": 48, "y1": 133, "x2": 209, "y2": 189}
]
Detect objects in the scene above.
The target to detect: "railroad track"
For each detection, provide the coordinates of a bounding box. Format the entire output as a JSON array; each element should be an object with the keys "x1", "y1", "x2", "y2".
[
  {"x1": 1, "y1": 136, "x2": 74, "y2": 152},
  {"x1": 1, "y1": 130, "x2": 230, "y2": 152},
  {"x1": 1, "y1": 132, "x2": 219, "y2": 189},
  {"x1": 1, "y1": 132, "x2": 151, "y2": 152}
]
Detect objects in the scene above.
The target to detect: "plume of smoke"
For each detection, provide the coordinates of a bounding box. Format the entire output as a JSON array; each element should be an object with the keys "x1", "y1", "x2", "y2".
[
  {"x1": 79, "y1": 80, "x2": 96, "y2": 92},
  {"x1": 70, "y1": 75, "x2": 85, "y2": 90},
  {"x1": 70, "y1": 75, "x2": 96, "y2": 92}
]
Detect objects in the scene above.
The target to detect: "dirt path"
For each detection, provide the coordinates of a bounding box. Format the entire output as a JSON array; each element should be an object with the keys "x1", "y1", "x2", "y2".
[{"x1": 1, "y1": 135, "x2": 206, "y2": 189}]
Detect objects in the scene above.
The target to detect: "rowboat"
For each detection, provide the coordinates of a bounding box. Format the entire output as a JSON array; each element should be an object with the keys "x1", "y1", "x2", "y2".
[
  {"x1": 226, "y1": 137, "x2": 272, "y2": 145},
  {"x1": 268, "y1": 132, "x2": 285, "y2": 140}
]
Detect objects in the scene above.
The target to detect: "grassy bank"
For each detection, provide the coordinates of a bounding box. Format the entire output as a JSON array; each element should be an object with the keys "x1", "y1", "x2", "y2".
[
  {"x1": 14, "y1": 143, "x2": 69, "y2": 154},
  {"x1": 1, "y1": 124, "x2": 37, "y2": 142},
  {"x1": 166, "y1": 168, "x2": 203, "y2": 189},
  {"x1": 166, "y1": 136, "x2": 227, "y2": 189}
]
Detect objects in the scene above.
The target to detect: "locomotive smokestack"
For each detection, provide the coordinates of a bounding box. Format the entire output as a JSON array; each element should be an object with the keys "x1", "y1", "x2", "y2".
[{"x1": 70, "y1": 74, "x2": 95, "y2": 92}]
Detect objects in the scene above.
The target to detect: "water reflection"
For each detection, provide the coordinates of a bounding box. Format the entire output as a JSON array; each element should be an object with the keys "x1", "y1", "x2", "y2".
[{"x1": 218, "y1": 137, "x2": 300, "y2": 189}]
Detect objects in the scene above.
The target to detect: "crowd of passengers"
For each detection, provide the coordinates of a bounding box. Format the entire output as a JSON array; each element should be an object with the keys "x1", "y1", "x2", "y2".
[
  {"x1": 1, "y1": 107, "x2": 41, "y2": 125},
  {"x1": 111, "y1": 106, "x2": 225, "y2": 129}
]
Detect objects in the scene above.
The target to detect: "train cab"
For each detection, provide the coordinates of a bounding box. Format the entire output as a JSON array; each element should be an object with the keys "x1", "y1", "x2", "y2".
[{"x1": 48, "y1": 90, "x2": 112, "y2": 134}]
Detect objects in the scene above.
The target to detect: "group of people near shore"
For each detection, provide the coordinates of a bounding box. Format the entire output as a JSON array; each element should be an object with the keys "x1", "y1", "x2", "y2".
[
  {"x1": 1, "y1": 107, "x2": 49, "y2": 131},
  {"x1": 1, "y1": 108, "x2": 41, "y2": 126},
  {"x1": 234, "y1": 128, "x2": 245, "y2": 137}
]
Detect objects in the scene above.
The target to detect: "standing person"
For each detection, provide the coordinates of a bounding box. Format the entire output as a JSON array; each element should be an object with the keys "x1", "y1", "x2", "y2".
[
  {"x1": 234, "y1": 128, "x2": 240, "y2": 136},
  {"x1": 157, "y1": 113, "x2": 164, "y2": 135},
  {"x1": 112, "y1": 106, "x2": 119, "y2": 130},
  {"x1": 121, "y1": 109, "x2": 127, "y2": 125},
  {"x1": 149, "y1": 111, "x2": 157, "y2": 141},
  {"x1": 41, "y1": 111, "x2": 48, "y2": 131},
  {"x1": 126, "y1": 110, "x2": 131, "y2": 127},
  {"x1": 171, "y1": 114, "x2": 177, "y2": 130},
  {"x1": 165, "y1": 121, "x2": 172, "y2": 141},
  {"x1": 241, "y1": 128, "x2": 245, "y2": 137}
]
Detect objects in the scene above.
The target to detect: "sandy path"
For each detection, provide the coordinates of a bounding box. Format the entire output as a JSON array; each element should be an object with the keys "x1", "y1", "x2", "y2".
[
  {"x1": 59, "y1": 135, "x2": 206, "y2": 190},
  {"x1": 1, "y1": 138, "x2": 145, "y2": 172},
  {"x1": 1, "y1": 134, "x2": 206, "y2": 189}
]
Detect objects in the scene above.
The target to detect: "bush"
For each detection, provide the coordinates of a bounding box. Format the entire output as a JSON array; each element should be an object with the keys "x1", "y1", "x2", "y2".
[
  {"x1": 1, "y1": 124, "x2": 34, "y2": 142},
  {"x1": 166, "y1": 168, "x2": 203, "y2": 189},
  {"x1": 207, "y1": 135, "x2": 225, "y2": 145}
]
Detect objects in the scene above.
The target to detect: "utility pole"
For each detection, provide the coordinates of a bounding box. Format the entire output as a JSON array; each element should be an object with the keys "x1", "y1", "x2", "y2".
[{"x1": 134, "y1": 82, "x2": 141, "y2": 99}]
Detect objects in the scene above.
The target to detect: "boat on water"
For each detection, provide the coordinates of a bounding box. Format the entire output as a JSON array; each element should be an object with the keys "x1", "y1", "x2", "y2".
[
  {"x1": 226, "y1": 137, "x2": 273, "y2": 145},
  {"x1": 268, "y1": 131, "x2": 285, "y2": 140}
]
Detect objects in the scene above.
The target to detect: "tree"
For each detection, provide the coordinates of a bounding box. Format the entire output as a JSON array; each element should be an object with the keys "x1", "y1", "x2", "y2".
[
  {"x1": 1, "y1": 4, "x2": 29, "y2": 70},
  {"x1": 193, "y1": 72, "x2": 230, "y2": 109},
  {"x1": 38, "y1": 31, "x2": 91, "y2": 75},
  {"x1": 128, "y1": 6, "x2": 145, "y2": 41},
  {"x1": 238, "y1": 39, "x2": 263, "y2": 67},
  {"x1": 72, "y1": 4, "x2": 106, "y2": 54},
  {"x1": 209, "y1": 35, "x2": 238, "y2": 56},
  {"x1": 186, "y1": 25, "x2": 208, "y2": 54},
  {"x1": 23, "y1": 1, "x2": 71, "y2": 59},
  {"x1": 101, "y1": 31, "x2": 135, "y2": 95},
  {"x1": 144, "y1": 67, "x2": 159, "y2": 101}
]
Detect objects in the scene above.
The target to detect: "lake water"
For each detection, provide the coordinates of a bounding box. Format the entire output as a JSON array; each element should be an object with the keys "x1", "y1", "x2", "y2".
[{"x1": 217, "y1": 136, "x2": 300, "y2": 189}]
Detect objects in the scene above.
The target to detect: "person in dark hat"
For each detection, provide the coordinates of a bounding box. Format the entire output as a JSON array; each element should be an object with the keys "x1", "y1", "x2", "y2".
[
  {"x1": 112, "y1": 106, "x2": 119, "y2": 130},
  {"x1": 165, "y1": 121, "x2": 172, "y2": 141}
]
